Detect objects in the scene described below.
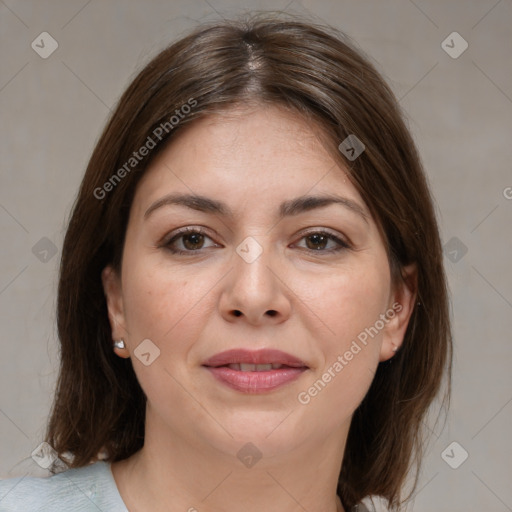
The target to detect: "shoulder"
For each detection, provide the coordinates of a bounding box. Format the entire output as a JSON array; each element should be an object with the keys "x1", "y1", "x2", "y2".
[{"x1": 0, "y1": 461, "x2": 128, "y2": 512}]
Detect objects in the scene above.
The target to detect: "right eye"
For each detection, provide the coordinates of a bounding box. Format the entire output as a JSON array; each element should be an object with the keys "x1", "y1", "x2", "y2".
[{"x1": 163, "y1": 227, "x2": 220, "y2": 255}]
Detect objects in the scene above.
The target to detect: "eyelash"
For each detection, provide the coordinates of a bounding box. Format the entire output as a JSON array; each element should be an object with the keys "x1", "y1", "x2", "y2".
[{"x1": 161, "y1": 227, "x2": 351, "y2": 256}]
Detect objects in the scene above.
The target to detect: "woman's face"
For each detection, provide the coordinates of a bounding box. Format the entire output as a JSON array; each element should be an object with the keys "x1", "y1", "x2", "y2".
[{"x1": 103, "y1": 104, "x2": 415, "y2": 460}]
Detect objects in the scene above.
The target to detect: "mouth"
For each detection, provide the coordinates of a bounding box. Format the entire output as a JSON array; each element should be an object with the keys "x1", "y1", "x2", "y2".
[
  {"x1": 218, "y1": 362, "x2": 299, "y2": 371},
  {"x1": 202, "y1": 349, "x2": 309, "y2": 394}
]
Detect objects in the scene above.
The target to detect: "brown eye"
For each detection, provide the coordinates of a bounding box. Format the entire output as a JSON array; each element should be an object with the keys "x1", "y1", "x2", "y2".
[
  {"x1": 164, "y1": 228, "x2": 218, "y2": 254},
  {"x1": 295, "y1": 231, "x2": 350, "y2": 253},
  {"x1": 305, "y1": 233, "x2": 329, "y2": 250},
  {"x1": 181, "y1": 232, "x2": 205, "y2": 250}
]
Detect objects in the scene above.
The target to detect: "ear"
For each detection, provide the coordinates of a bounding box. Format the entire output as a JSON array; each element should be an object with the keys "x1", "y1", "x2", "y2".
[
  {"x1": 379, "y1": 263, "x2": 418, "y2": 362},
  {"x1": 101, "y1": 265, "x2": 130, "y2": 358}
]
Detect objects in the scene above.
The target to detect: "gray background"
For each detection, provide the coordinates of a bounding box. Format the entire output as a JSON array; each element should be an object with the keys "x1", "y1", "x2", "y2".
[{"x1": 1, "y1": 1, "x2": 511, "y2": 511}]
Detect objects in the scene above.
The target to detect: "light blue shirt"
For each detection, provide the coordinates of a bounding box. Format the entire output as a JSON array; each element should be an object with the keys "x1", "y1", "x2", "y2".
[
  {"x1": 0, "y1": 461, "x2": 374, "y2": 511},
  {"x1": 0, "y1": 461, "x2": 128, "y2": 511}
]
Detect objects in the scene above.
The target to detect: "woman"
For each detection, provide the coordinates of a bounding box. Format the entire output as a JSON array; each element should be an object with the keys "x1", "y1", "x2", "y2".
[{"x1": 0, "y1": 14, "x2": 451, "y2": 512}]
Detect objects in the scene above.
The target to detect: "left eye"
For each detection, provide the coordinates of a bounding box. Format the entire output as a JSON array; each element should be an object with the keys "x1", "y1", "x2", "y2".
[{"x1": 294, "y1": 231, "x2": 350, "y2": 252}]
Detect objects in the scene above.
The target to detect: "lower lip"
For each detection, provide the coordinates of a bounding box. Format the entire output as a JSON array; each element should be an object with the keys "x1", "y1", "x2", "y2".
[{"x1": 204, "y1": 366, "x2": 307, "y2": 393}]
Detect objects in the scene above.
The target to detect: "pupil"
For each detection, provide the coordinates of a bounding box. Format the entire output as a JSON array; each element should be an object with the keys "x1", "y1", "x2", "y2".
[
  {"x1": 307, "y1": 234, "x2": 327, "y2": 250},
  {"x1": 183, "y1": 233, "x2": 203, "y2": 250}
]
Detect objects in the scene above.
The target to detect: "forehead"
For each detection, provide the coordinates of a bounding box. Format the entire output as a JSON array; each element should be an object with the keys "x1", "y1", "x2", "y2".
[{"x1": 132, "y1": 104, "x2": 364, "y2": 216}]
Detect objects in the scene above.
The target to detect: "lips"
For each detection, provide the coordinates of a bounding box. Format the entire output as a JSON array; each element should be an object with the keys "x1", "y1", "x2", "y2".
[
  {"x1": 202, "y1": 349, "x2": 308, "y2": 368},
  {"x1": 202, "y1": 349, "x2": 308, "y2": 393}
]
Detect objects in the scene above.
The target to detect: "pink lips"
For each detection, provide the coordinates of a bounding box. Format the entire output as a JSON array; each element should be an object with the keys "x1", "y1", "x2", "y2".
[{"x1": 202, "y1": 349, "x2": 308, "y2": 394}]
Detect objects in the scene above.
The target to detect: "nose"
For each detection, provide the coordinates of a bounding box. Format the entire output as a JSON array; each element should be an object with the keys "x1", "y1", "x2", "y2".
[{"x1": 218, "y1": 240, "x2": 292, "y2": 326}]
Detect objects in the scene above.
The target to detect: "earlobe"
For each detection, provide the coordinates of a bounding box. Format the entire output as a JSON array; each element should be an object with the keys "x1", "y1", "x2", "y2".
[{"x1": 379, "y1": 263, "x2": 418, "y2": 362}]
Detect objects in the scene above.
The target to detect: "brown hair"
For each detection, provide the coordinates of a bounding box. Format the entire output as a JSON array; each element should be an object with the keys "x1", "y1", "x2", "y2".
[{"x1": 45, "y1": 13, "x2": 452, "y2": 511}]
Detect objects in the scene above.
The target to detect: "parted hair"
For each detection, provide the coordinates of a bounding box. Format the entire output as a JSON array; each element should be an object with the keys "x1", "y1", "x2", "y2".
[{"x1": 45, "y1": 13, "x2": 452, "y2": 511}]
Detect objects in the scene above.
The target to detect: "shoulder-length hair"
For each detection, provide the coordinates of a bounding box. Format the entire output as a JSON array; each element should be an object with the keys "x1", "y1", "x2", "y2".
[{"x1": 45, "y1": 14, "x2": 452, "y2": 511}]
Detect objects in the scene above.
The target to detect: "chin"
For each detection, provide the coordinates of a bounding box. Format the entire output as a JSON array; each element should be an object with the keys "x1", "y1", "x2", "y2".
[{"x1": 204, "y1": 408, "x2": 310, "y2": 457}]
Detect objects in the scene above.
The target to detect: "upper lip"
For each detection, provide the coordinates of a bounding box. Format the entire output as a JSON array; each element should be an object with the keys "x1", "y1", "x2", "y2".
[{"x1": 202, "y1": 349, "x2": 308, "y2": 368}]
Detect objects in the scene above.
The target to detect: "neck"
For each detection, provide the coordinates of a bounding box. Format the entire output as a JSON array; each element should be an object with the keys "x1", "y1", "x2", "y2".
[{"x1": 112, "y1": 409, "x2": 348, "y2": 512}]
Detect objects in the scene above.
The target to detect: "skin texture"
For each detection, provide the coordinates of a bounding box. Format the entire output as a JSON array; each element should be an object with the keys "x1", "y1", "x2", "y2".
[{"x1": 102, "y1": 104, "x2": 417, "y2": 512}]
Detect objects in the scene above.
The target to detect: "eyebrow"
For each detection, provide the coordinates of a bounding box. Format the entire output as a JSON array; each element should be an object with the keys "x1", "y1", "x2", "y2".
[{"x1": 144, "y1": 192, "x2": 369, "y2": 224}]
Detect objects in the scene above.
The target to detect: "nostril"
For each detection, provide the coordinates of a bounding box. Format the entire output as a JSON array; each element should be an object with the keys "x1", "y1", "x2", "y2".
[
  {"x1": 266, "y1": 310, "x2": 277, "y2": 317},
  {"x1": 233, "y1": 310, "x2": 242, "y2": 317}
]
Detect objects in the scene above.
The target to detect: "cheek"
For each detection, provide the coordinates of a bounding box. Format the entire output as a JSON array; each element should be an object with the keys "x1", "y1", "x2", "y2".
[
  {"x1": 295, "y1": 262, "x2": 389, "y2": 416},
  {"x1": 122, "y1": 258, "x2": 208, "y2": 343},
  {"x1": 119, "y1": 260, "x2": 215, "y2": 416},
  {"x1": 306, "y1": 260, "x2": 390, "y2": 347}
]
